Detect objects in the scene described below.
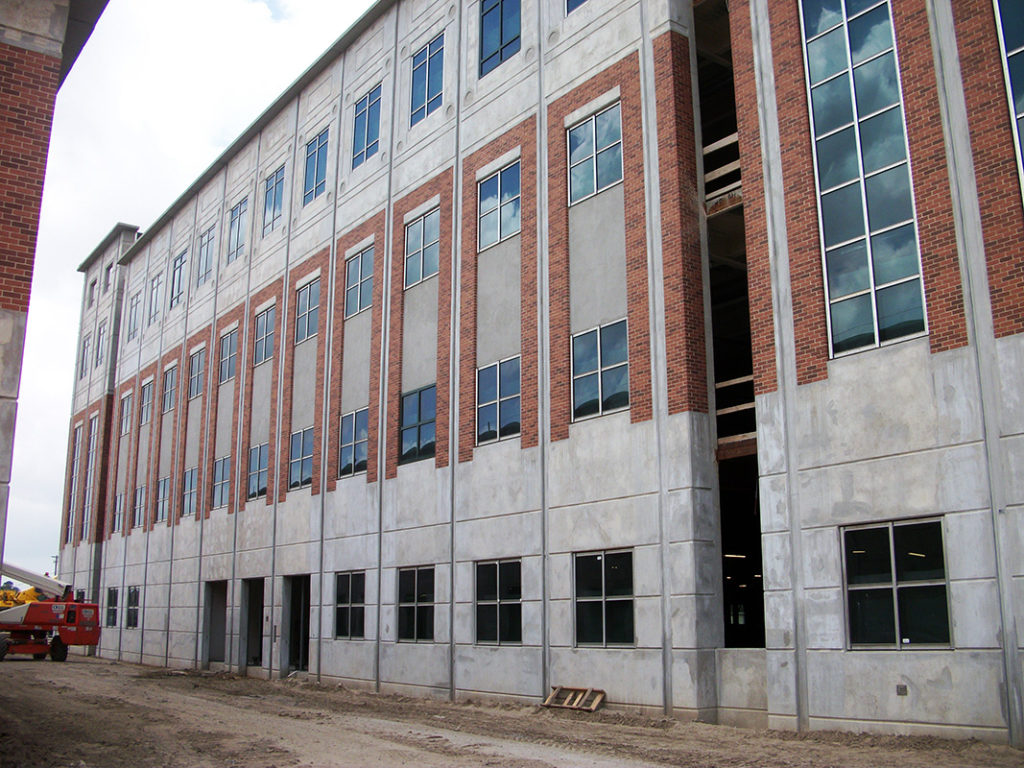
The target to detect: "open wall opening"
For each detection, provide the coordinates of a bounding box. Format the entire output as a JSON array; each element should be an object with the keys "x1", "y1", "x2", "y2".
[
  {"x1": 241, "y1": 577, "x2": 264, "y2": 669},
  {"x1": 283, "y1": 574, "x2": 310, "y2": 673},
  {"x1": 204, "y1": 580, "x2": 228, "y2": 664}
]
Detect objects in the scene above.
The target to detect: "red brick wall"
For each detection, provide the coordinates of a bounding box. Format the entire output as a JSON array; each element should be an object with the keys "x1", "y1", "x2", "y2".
[
  {"x1": 0, "y1": 41, "x2": 60, "y2": 313},
  {"x1": 953, "y1": 0, "x2": 1024, "y2": 337},
  {"x1": 204, "y1": 307, "x2": 244, "y2": 517},
  {"x1": 458, "y1": 117, "x2": 539, "y2": 463},
  {"x1": 653, "y1": 31, "x2": 709, "y2": 413},
  {"x1": 175, "y1": 326, "x2": 213, "y2": 522},
  {"x1": 278, "y1": 248, "x2": 330, "y2": 502},
  {"x1": 547, "y1": 52, "x2": 652, "y2": 441},
  {"x1": 385, "y1": 169, "x2": 455, "y2": 479},
  {"x1": 729, "y1": 0, "x2": 779, "y2": 396},
  {"x1": 329, "y1": 211, "x2": 386, "y2": 490}
]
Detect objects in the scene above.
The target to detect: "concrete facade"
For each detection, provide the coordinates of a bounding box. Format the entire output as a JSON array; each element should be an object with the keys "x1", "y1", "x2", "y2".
[{"x1": 59, "y1": 0, "x2": 1024, "y2": 746}]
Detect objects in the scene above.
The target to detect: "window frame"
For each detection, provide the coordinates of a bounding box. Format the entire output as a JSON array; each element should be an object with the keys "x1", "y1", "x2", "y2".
[
  {"x1": 411, "y1": 32, "x2": 444, "y2": 126},
  {"x1": 263, "y1": 165, "x2": 285, "y2": 237},
  {"x1": 188, "y1": 349, "x2": 205, "y2": 400},
  {"x1": 161, "y1": 366, "x2": 177, "y2": 413},
  {"x1": 154, "y1": 476, "x2": 170, "y2": 523},
  {"x1": 196, "y1": 226, "x2": 215, "y2": 286},
  {"x1": 169, "y1": 250, "x2": 186, "y2": 307},
  {"x1": 112, "y1": 492, "x2": 124, "y2": 533},
  {"x1": 125, "y1": 586, "x2": 140, "y2": 629},
  {"x1": 303, "y1": 127, "x2": 329, "y2": 205},
  {"x1": 335, "y1": 571, "x2": 366, "y2": 640},
  {"x1": 477, "y1": 160, "x2": 521, "y2": 251},
  {"x1": 566, "y1": 102, "x2": 624, "y2": 205},
  {"x1": 476, "y1": 356, "x2": 521, "y2": 444},
  {"x1": 182, "y1": 467, "x2": 197, "y2": 518},
  {"x1": 95, "y1": 321, "x2": 107, "y2": 368},
  {"x1": 132, "y1": 486, "x2": 145, "y2": 528},
  {"x1": 570, "y1": 319, "x2": 630, "y2": 421},
  {"x1": 474, "y1": 558, "x2": 522, "y2": 645},
  {"x1": 339, "y1": 408, "x2": 369, "y2": 477},
  {"x1": 247, "y1": 443, "x2": 269, "y2": 500},
  {"x1": 479, "y1": 0, "x2": 521, "y2": 77},
  {"x1": 397, "y1": 565, "x2": 435, "y2": 642},
  {"x1": 212, "y1": 456, "x2": 231, "y2": 509},
  {"x1": 294, "y1": 278, "x2": 320, "y2": 344},
  {"x1": 78, "y1": 334, "x2": 91, "y2": 380},
  {"x1": 227, "y1": 197, "x2": 248, "y2": 263},
  {"x1": 566, "y1": 0, "x2": 588, "y2": 13},
  {"x1": 219, "y1": 329, "x2": 238, "y2": 383},
  {"x1": 126, "y1": 292, "x2": 140, "y2": 341},
  {"x1": 288, "y1": 427, "x2": 314, "y2": 489},
  {"x1": 403, "y1": 208, "x2": 441, "y2": 288},
  {"x1": 994, "y1": 0, "x2": 1024, "y2": 205},
  {"x1": 106, "y1": 587, "x2": 118, "y2": 628},
  {"x1": 399, "y1": 384, "x2": 437, "y2": 465},
  {"x1": 352, "y1": 84, "x2": 382, "y2": 169},
  {"x1": 344, "y1": 246, "x2": 374, "y2": 318},
  {"x1": 139, "y1": 381, "x2": 153, "y2": 425},
  {"x1": 573, "y1": 549, "x2": 635, "y2": 647},
  {"x1": 119, "y1": 393, "x2": 133, "y2": 436},
  {"x1": 147, "y1": 274, "x2": 162, "y2": 325},
  {"x1": 253, "y1": 305, "x2": 275, "y2": 366}
]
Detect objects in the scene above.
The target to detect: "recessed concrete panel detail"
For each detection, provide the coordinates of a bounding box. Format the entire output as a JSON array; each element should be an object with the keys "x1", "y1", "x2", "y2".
[
  {"x1": 291, "y1": 338, "x2": 317, "y2": 428},
  {"x1": 476, "y1": 236, "x2": 521, "y2": 365},
  {"x1": 341, "y1": 310, "x2": 371, "y2": 413},
  {"x1": 251, "y1": 363, "x2": 272, "y2": 444},
  {"x1": 568, "y1": 184, "x2": 627, "y2": 335},
  {"x1": 215, "y1": 381, "x2": 234, "y2": 457},
  {"x1": 401, "y1": 277, "x2": 439, "y2": 392}
]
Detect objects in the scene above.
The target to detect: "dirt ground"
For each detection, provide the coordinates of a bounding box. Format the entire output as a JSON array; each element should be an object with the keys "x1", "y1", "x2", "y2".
[{"x1": 0, "y1": 656, "x2": 1020, "y2": 768}]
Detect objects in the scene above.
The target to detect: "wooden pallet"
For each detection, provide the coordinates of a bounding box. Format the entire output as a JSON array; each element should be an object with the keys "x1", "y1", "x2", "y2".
[{"x1": 541, "y1": 686, "x2": 606, "y2": 712}]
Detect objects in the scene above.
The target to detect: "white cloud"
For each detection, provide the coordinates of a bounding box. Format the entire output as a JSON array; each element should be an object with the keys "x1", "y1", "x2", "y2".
[{"x1": 5, "y1": 0, "x2": 373, "y2": 578}]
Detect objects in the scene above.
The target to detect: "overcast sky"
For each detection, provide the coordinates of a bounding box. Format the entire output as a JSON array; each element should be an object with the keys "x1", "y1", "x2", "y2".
[{"x1": 6, "y1": 0, "x2": 374, "y2": 579}]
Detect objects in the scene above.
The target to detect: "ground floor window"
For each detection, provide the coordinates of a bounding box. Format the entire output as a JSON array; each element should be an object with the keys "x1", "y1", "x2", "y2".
[
  {"x1": 106, "y1": 587, "x2": 118, "y2": 627},
  {"x1": 335, "y1": 571, "x2": 365, "y2": 639},
  {"x1": 397, "y1": 566, "x2": 434, "y2": 641},
  {"x1": 126, "y1": 586, "x2": 140, "y2": 628},
  {"x1": 475, "y1": 559, "x2": 521, "y2": 644},
  {"x1": 574, "y1": 550, "x2": 633, "y2": 646}
]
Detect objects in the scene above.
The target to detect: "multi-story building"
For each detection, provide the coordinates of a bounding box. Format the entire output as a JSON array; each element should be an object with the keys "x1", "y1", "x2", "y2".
[{"x1": 60, "y1": 0, "x2": 1024, "y2": 745}]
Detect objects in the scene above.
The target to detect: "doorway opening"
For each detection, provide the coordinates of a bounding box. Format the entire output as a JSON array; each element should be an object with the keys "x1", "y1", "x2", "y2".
[{"x1": 284, "y1": 574, "x2": 310, "y2": 672}]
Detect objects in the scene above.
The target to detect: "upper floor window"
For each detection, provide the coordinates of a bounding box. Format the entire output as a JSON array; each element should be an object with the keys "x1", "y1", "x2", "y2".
[
  {"x1": 169, "y1": 250, "x2": 186, "y2": 308},
  {"x1": 335, "y1": 571, "x2": 366, "y2": 639},
  {"x1": 119, "y1": 393, "x2": 132, "y2": 436},
  {"x1": 400, "y1": 385, "x2": 436, "y2": 464},
  {"x1": 475, "y1": 559, "x2": 521, "y2": 644},
  {"x1": 799, "y1": 0, "x2": 925, "y2": 355},
  {"x1": 411, "y1": 33, "x2": 444, "y2": 126},
  {"x1": 196, "y1": 226, "x2": 215, "y2": 286},
  {"x1": 103, "y1": 263, "x2": 113, "y2": 292},
  {"x1": 397, "y1": 566, "x2": 434, "y2": 641},
  {"x1": 219, "y1": 329, "x2": 238, "y2": 383},
  {"x1": 353, "y1": 84, "x2": 382, "y2": 169},
  {"x1": 126, "y1": 292, "x2": 140, "y2": 341},
  {"x1": 295, "y1": 279, "x2": 320, "y2": 344},
  {"x1": 480, "y1": 0, "x2": 520, "y2": 77},
  {"x1": 227, "y1": 198, "x2": 248, "y2": 263},
  {"x1": 289, "y1": 427, "x2": 314, "y2": 489},
  {"x1": 147, "y1": 274, "x2": 162, "y2": 325},
  {"x1": 575, "y1": 550, "x2": 634, "y2": 646},
  {"x1": 254, "y1": 306, "x2": 275, "y2": 365},
  {"x1": 161, "y1": 366, "x2": 177, "y2": 413},
  {"x1": 566, "y1": 0, "x2": 587, "y2": 12},
  {"x1": 843, "y1": 519, "x2": 949, "y2": 647},
  {"x1": 182, "y1": 468, "x2": 198, "y2": 518},
  {"x1": 995, "y1": 0, "x2": 1024, "y2": 195},
  {"x1": 247, "y1": 443, "x2": 269, "y2": 500},
  {"x1": 131, "y1": 487, "x2": 145, "y2": 529},
  {"x1": 111, "y1": 494, "x2": 123, "y2": 534},
  {"x1": 404, "y1": 208, "x2": 440, "y2": 287},
  {"x1": 106, "y1": 587, "x2": 119, "y2": 627},
  {"x1": 126, "y1": 585, "x2": 140, "y2": 627},
  {"x1": 344, "y1": 246, "x2": 373, "y2": 317},
  {"x1": 339, "y1": 408, "x2": 369, "y2": 477},
  {"x1": 477, "y1": 356, "x2": 520, "y2": 443},
  {"x1": 78, "y1": 334, "x2": 91, "y2": 380},
  {"x1": 572, "y1": 319, "x2": 628, "y2": 420},
  {"x1": 568, "y1": 103, "x2": 623, "y2": 204},
  {"x1": 478, "y1": 161, "x2": 521, "y2": 250},
  {"x1": 263, "y1": 165, "x2": 285, "y2": 236},
  {"x1": 188, "y1": 348, "x2": 205, "y2": 399},
  {"x1": 212, "y1": 457, "x2": 231, "y2": 508},
  {"x1": 154, "y1": 477, "x2": 170, "y2": 523},
  {"x1": 139, "y1": 381, "x2": 153, "y2": 425},
  {"x1": 95, "y1": 321, "x2": 107, "y2": 368},
  {"x1": 87, "y1": 279, "x2": 96, "y2": 307},
  {"x1": 303, "y1": 128, "x2": 329, "y2": 205}
]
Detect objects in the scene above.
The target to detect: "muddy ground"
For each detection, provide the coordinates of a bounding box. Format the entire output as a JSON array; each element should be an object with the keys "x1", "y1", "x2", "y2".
[{"x1": 0, "y1": 656, "x2": 1019, "y2": 768}]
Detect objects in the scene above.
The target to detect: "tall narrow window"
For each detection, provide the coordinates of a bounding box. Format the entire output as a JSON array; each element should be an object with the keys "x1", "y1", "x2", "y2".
[
  {"x1": 335, "y1": 571, "x2": 366, "y2": 639},
  {"x1": 95, "y1": 321, "x2": 107, "y2": 367},
  {"x1": 404, "y1": 208, "x2": 440, "y2": 287},
  {"x1": 574, "y1": 550, "x2": 634, "y2": 646},
  {"x1": 81, "y1": 416, "x2": 98, "y2": 540},
  {"x1": 87, "y1": 279, "x2": 96, "y2": 307},
  {"x1": 303, "y1": 128, "x2": 329, "y2": 205},
  {"x1": 161, "y1": 366, "x2": 177, "y2": 413},
  {"x1": 478, "y1": 161, "x2": 521, "y2": 249},
  {"x1": 289, "y1": 428, "x2": 314, "y2": 489},
  {"x1": 182, "y1": 468, "x2": 197, "y2": 518},
  {"x1": 475, "y1": 559, "x2": 522, "y2": 644},
  {"x1": 112, "y1": 492, "x2": 124, "y2": 533},
  {"x1": 148, "y1": 274, "x2": 162, "y2": 325},
  {"x1": 397, "y1": 566, "x2": 434, "y2": 641},
  {"x1": 169, "y1": 250, "x2": 186, "y2": 307},
  {"x1": 212, "y1": 457, "x2": 231, "y2": 508},
  {"x1": 227, "y1": 197, "x2": 248, "y2": 263},
  {"x1": 254, "y1": 306, "x2": 275, "y2": 365},
  {"x1": 399, "y1": 385, "x2": 436, "y2": 464},
  {"x1": 995, "y1": 0, "x2": 1024, "y2": 195},
  {"x1": 126, "y1": 292, "x2": 141, "y2": 341},
  {"x1": 132, "y1": 486, "x2": 145, "y2": 528},
  {"x1": 126, "y1": 586, "x2": 140, "y2": 628},
  {"x1": 219, "y1": 329, "x2": 238, "y2": 383},
  {"x1": 247, "y1": 443, "x2": 269, "y2": 500},
  {"x1": 799, "y1": 0, "x2": 925, "y2": 355},
  {"x1": 480, "y1": 0, "x2": 520, "y2": 77},
  {"x1": 339, "y1": 408, "x2": 369, "y2": 477},
  {"x1": 119, "y1": 393, "x2": 133, "y2": 435},
  {"x1": 295, "y1": 279, "x2": 319, "y2": 343},
  {"x1": 155, "y1": 477, "x2": 169, "y2": 523},
  {"x1": 572, "y1": 319, "x2": 629, "y2": 420},
  {"x1": 263, "y1": 165, "x2": 285, "y2": 236},
  {"x1": 139, "y1": 381, "x2": 153, "y2": 425},
  {"x1": 78, "y1": 334, "x2": 91, "y2": 380},
  {"x1": 344, "y1": 247, "x2": 373, "y2": 317},
  {"x1": 65, "y1": 425, "x2": 82, "y2": 543},
  {"x1": 106, "y1": 587, "x2": 119, "y2": 627},
  {"x1": 188, "y1": 349, "x2": 205, "y2": 399},
  {"x1": 411, "y1": 33, "x2": 444, "y2": 126},
  {"x1": 196, "y1": 226, "x2": 215, "y2": 286},
  {"x1": 568, "y1": 103, "x2": 623, "y2": 204},
  {"x1": 353, "y1": 84, "x2": 382, "y2": 168},
  {"x1": 103, "y1": 263, "x2": 113, "y2": 292},
  {"x1": 477, "y1": 357, "x2": 520, "y2": 443}
]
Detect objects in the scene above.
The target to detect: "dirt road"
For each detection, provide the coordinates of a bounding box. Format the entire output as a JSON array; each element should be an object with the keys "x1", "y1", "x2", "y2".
[{"x1": 0, "y1": 656, "x2": 1019, "y2": 768}]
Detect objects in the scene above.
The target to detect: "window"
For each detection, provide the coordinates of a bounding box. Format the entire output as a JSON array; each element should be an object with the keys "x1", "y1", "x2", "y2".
[
  {"x1": 289, "y1": 427, "x2": 314, "y2": 489},
  {"x1": 397, "y1": 566, "x2": 434, "y2": 641},
  {"x1": 254, "y1": 306, "x2": 275, "y2": 365},
  {"x1": 404, "y1": 208, "x2": 440, "y2": 287},
  {"x1": 161, "y1": 366, "x2": 177, "y2": 413},
  {"x1": 566, "y1": 0, "x2": 587, "y2": 12},
  {"x1": 81, "y1": 416, "x2": 98, "y2": 541},
  {"x1": 476, "y1": 559, "x2": 521, "y2": 644},
  {"x1": 95, "y1": 321, "x2": 106, "y2": 367},
  {"x1": 126, "y1": 292, "x2": 140, "y2": 341},
  {"x1": 344, "y1": 247, "x2": 373, "y2": 317},
  {"x1": 126, "y1": 586, "x2": 140, "y2": 629},
  {"x1": 103, "y1": 263, "x2": 113, "y2": 292},
  {"x1": 294, "y1": 279, "x2": 319, "y2": 343},
  {"x1": 155, "y1": 477, "x2": 169, "y2": 523},
  {"x1": 227, "y1": 198, "x2": 248, "y2": 263},
  {"x1": 844, "y1": 520, "x2": 949, "y2": 647},
  {"x1": 219, "y1": 329, "x2": 238, "y2": 383},
  {"x1": 339, "y1": 408, "x2": 369, "y2": 477},
  {"x1": 335, "y1": 571, "x2": 366, "y2": 639},
  {"x1": 106, "y1": 587, "x2": 118, "y2": 628},
  {"x1": 119, "y1": 393, "x2": 132, "y2": 435},
  {"x1": 87, "y1": 279, "x2": 96, "y2": 307},
  {"x1": 132, "y1": 486, "x2": 145, "y2": 528},
  {"x1": 182, "y1": 468, "x2": 197, "y2": 518},
  {"x1": 799, "y1": 0, "x2": 925, "y2": 355},
  {"x1": 478, "y1": 162, "x2": 520, "y2": 250},
  {"x1": 148, "y1": 274, "x2": 162, "y2": 325},
  {"x1": 65, "y1": 425, "x2": 82, "y2": 544},
  {"x1": 112, "y1": 492, "x2": 124, "y2": 533},
  {"x1": 196, "y1": 226, "x2": 215, "y2": 286},
  {"x1": 399, "y1": 385, "x2": 436, "y2": 464},
  {"x1": 212, "y1": 457, "x2": 231, "y2": 508},
  {"x1": 995, "y1": 0, "x2": 1024, "y2": 196},
  {"x1": 303, "y1": 128, "x2": 329, "y2": 205},
  {"x1": 411, "y1": 33, "x2": 444, "y2": 126},
  {"x1": 188, "y1": 349, "x2": 205, "y2": 399},
  {"x1": 480, "y1": 0, "x2": 520, "y2": 77},
  {"x1": 78, "y1": 334, "x2": 91, "y2": 380},
  {"x1": 477, "y1": 357, "x2": 520, "y2": 443},
  {"x1": 353, "y1": 84, "x2": 381, "y2": 168},
  {"x1": 263, "y1": 165, "x2": 285, "y2": 236},
  {"x1": 575, "y1": 550, "x2": 634, "y2": 646},
  {"x1": 568, "y1": 103, "x2": 623, "y2": 204},
  {"x1": 169, "y1": 250, "x2": 186, "y2": 307},
  {"x1": 139, "y1": 382, "x2": 153, "y2": 425},
  {"x1": 247, "y1": 443, "x2": 269, "y2": 500},
  {"x1": 572, "y1": 319, "x2": 628, "y2": 419}
]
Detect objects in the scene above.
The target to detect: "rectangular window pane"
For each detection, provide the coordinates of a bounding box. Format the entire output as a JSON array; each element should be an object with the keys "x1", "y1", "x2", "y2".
[{"x1": 897, "y1": 585, "x2": 949, "y2": 644}]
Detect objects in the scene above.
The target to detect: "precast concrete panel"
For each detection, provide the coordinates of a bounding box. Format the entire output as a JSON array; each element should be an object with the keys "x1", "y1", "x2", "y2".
[
  {"x1": 291, "y1": 337, "x2": 318, "y2": 428},
  {"x1": 401, "y1": 276, "x2": 439, "y2": 392},
  {"x1": 116, "y1": 433, "x2": 129, "y2": 490},
  {"x1": 158, "y1": 410, "x2": 173, "y2": 475},
  {"x1": 454, "y1": 645, "x2": 543, "y2": 697},
  {"x1": 324, "y1": 480, "x2": 378, "y2": 539},
  {"x1": 340, "y1": 309, "x2": 372, "y2": 413},
  {"x1": 214, "y1": 380, "x2": 234, "y2": 457},
  {"x1": 135, "y1": 424, "x2": 150, "y2": 485},
  {"x1": 476, "y1": 236, "x2": 521, "y2": 365},
  {"x1": 251, "y1": 361, "x2": 272, "y2": 444},
  {"x1": 568, "y1": 184, "x2": 627, "y2": 335},
  {"x1": 454, "y1": 440, "x2": 540, "y2": 520},
  {"x1": 184, "y1": 399, "x2": 201, "y2": 467}
]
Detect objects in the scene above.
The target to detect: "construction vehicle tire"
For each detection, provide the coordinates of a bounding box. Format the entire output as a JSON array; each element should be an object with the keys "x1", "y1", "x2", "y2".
[
  {"x1": 33, "y1": 652, "x2": 47, "y2": 660},
  {"x1": 0, "y1": 636, "x2": 8, "y2": 661},
  {"x1": 49, "y1": 637, "x2": 68, "y2": 662}
]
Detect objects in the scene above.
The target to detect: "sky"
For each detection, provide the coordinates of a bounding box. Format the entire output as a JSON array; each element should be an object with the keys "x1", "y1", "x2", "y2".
[{"x1": 5, "y1": 0, "x2": 375, "y2": 579}]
